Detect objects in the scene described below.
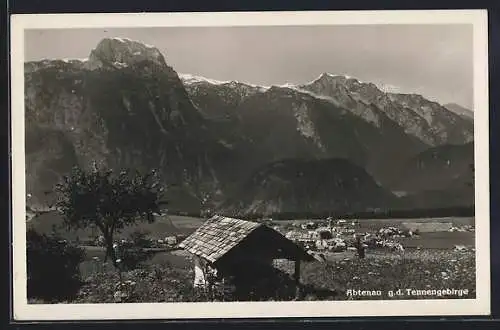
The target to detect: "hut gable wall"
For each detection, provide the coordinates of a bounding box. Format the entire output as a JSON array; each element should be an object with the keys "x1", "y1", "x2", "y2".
[{"x1": 193, "y1": 255, "x2": 207, "y2": 287}]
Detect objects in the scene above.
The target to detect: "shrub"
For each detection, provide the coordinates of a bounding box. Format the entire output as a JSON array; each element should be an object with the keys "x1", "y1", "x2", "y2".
[
  {"x1": 27, "y1": 229, "x2": 86, "y2": 302},
  {"x1": 75, "y1": 264, "x2": 197, "y2": 303},
  {"x1": 116, "y1": 241, "x2": 156, "y2": 271},
  {"x1": 129, "y1": 230, "x2": 151, "y2": 248}
]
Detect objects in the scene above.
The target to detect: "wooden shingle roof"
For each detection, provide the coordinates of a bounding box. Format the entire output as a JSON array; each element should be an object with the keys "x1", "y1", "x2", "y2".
[{"x1": 179, "y1": 215, "x2": 262, "y2": 263}]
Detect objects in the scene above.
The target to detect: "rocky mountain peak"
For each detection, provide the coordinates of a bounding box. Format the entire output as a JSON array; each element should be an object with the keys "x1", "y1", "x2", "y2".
[
  {"x1": 302, "y1": 73, "x2": 382, "y2": 101},
  {"x1": 310, "y1": 73, "x2": 347, "y2": 87},
  {"x1": 312, "y1": 73, "x2": 364, "y2": 86},
  {"x1": 87, "y1": 37, "x2": 167, "y2": 70}
]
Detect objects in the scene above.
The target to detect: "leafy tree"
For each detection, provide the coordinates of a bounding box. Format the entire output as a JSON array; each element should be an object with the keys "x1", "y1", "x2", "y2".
[{"x1": 54, "y1": 164, "x2": 165, "y2": 268}]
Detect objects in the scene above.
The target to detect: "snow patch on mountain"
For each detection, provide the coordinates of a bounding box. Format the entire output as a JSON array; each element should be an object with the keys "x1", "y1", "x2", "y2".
[
  {"x1": 280, "y1": 82, "x2": 298, "y2": 89},
  {"x1": 179, "y1": 73, "x2": 271, "y2": 92},
  {"x1": 180, "y1": 73, "x2": 233, "y2": 85},
  {"x1": 61, "y1": 58, "x2": 89, "y2": 63},
  {"x1": 113, "y1": 61, "x2": 129, "y2": 68},
  {"x1": 378, "y1": 83, "x2": 403, "y2": 94}
]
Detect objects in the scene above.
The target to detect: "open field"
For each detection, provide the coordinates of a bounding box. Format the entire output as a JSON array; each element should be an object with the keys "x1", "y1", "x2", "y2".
[
  {"x1": 28, "y1": 211, "x2": 205, "y2": 241},
  {"x1": 394, "y1": 232, "x2": 474, "y2": 249}
]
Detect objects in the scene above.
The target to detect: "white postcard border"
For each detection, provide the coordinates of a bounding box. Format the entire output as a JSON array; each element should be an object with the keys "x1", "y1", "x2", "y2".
[{"x1": 10, "y1": 9, "x2": 490, "y2": 320}]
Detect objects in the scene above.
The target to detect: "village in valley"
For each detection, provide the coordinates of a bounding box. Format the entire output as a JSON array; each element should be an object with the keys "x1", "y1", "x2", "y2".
[
  {"x1": 274, "y1": 217, "x2": 473, "y2": 254},
  {"x1": 27, "y1": 206, "x2": 476, "y2": 303},
  {"x1": 73, "y1": 214, "x2": 475, "y2": 255},
  {"x1": 23, "y1": 29, "x2": 477, "y2": 305}
]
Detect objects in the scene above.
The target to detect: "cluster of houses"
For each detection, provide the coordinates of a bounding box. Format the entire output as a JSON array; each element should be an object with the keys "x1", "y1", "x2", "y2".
[
  {"x1": 454, "y1": 244, "x2": 474, "y2": 252},
  {"x1": 153, "y1": 235, "x2": 181, "y2": 247},
  {"x1": 281, "y1": 220, "x2": 413, "y2": 254},
  {"x1": 449, "y1": 225, "x2": 475, "y2": 232},
  {"x1": 282, "y1": 219, "x2": 357, "y2": 252}
]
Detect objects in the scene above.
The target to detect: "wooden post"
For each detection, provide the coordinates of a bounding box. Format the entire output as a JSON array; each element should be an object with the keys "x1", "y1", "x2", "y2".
[{"x1": 294, "y1": 259, "x2": 301, "y2": 299}]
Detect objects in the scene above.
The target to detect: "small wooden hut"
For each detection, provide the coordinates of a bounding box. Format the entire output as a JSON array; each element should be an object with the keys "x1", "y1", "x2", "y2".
[{"x1": 179, "y1": 215, "x2": 315, "y2": 300}]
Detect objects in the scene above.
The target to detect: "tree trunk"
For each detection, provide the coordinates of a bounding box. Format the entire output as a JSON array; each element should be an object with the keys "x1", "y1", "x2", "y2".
[
  {"x1": 105, "y1": 238, "x2": 118, "y2": 268},
  {"x1": 358, "y1": 247, "x2": 366, "y2": 259}
]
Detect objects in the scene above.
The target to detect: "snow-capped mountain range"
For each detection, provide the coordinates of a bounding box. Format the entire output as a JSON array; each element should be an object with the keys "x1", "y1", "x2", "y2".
[
  {"x1": 180, "y1": 70, "x2": 473, "y2": 147},
  {"x1": 24, "y1": 37, "x2": 474, "y2": 215}
]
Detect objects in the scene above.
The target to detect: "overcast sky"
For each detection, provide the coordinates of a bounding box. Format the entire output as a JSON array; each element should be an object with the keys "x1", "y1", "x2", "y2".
[{"x1": 25, "y1": 25, "x2": 473, "y2": 109}]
